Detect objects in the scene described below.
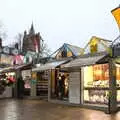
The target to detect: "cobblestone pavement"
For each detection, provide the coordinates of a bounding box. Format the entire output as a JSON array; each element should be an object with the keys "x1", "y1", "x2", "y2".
[{"x1": 0, "y1": 99, "x2": 120, "y2": 120}]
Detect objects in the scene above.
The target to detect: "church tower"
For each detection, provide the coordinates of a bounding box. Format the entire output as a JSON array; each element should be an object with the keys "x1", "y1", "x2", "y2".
[{"x1": 22, "y1": 23, "x2": 41, "y2": 54}]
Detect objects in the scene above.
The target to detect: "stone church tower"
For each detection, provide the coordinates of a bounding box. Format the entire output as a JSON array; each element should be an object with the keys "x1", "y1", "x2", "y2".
[{"x1": 22, "y1": 23, "x2": 41, "y2": 54}]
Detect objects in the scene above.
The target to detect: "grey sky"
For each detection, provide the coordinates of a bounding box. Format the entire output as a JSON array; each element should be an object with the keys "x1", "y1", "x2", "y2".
[{"x1": 0, "y1": 0, "x2": 120, "y2": 52}]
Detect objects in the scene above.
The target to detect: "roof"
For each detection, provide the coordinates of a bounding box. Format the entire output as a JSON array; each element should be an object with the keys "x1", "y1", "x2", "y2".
[
  {"x1": 61, "y1": 52, "x2": 108, "y2": 69},
  {"x1": 14, "y1": 63, "x2": 32, "y2": 70},
  {"x1": 29, "y1": 22, "x2": 35, "y2": 35},
  {"x1": 0, "y1": 66, "x2": 14, "y2": 73},
  {"x1": 32, "y1": 60, "x2": 68, "y2": 72},
  {"x1": 0, "y1": 63, "x2": 32, "y2": 73},
  {"x1": 50, "y1": 43, "x2": 82, "y2": 58},
  {"x1": 83, "y1": 36, "x2": 112, "y2": 55},
  {"x1": 65, "y1": 43, "x2": 83, "y2": 56}
]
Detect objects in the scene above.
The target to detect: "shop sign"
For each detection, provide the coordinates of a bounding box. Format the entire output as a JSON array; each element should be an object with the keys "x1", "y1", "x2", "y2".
[{"x1": 22, "y1": 70, "x2": 31, "y2": 78}]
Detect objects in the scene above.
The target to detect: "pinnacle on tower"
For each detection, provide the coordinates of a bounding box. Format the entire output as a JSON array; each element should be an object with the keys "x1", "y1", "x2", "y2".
[{"x1": 29, "y1": 22, "x2": 35, "y2": 35}]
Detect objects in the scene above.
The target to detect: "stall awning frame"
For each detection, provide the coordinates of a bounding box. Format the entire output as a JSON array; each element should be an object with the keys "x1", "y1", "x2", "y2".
[
  {"x1": 32, "y1": 60, "x2": 68, "y2": 72},
  {"x1": 62, "y1": 52, "x2": 108, "y2": 69}
]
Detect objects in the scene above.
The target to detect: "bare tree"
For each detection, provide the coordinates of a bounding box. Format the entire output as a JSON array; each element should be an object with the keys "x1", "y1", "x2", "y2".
[
  {"x1": 40, "y1": 40, "x2": 51, "y2": 57},
  {"x1": 0, "y1": 21, "x2": 7, "y2": 40},
  {"x1": 14, "y1": 33, "x2": 23, "y2": 52}
]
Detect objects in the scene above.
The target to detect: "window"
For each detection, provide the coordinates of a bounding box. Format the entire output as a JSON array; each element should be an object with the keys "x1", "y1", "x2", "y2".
[{"x1": 82, "y1": 64, "x2": 109, "y2": 105}]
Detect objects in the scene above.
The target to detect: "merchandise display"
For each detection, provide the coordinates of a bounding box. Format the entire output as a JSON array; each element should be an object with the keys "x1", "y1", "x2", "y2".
[
  {"x1": 36, "y1": 71, "x2": 48, "y2": 96},
  {"x1": 83, "y1": 64, "x2": 109, "y2": 104}
]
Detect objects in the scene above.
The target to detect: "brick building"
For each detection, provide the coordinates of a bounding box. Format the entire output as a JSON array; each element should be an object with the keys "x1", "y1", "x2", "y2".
[{"x1": 22, "y1": 23, "x2": 41, "y2": 54}]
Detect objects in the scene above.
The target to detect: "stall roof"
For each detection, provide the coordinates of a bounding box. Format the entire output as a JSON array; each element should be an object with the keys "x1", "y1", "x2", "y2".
[
  {"x1": 61, "y1": 52, "x2": 108, "y2": 69},
  {"x1": 0, "y1": 63, "x2": 32, "y2": 73},
  {"x1": 14, "y1": 63, "x2": 32, "y2": 70},
  {"x1": 0, "y1": 66, "x2": 14, "y2": 73},
  {"x1": 32, "y1": 60, "x2": 68, "y2": 72}
]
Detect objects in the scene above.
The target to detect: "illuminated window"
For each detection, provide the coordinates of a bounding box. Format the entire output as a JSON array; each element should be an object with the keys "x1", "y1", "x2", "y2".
[{"x1": 83, "y1": 64, "x2": 109, "y2": 105}]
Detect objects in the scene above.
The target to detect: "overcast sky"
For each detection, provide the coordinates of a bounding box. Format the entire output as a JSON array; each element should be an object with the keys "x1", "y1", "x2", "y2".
[{"x1": 0, "y1": 0, "x2": 120, "y2": 52}]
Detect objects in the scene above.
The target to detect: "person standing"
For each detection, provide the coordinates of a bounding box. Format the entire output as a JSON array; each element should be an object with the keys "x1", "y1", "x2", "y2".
[
  {"x1": 61, "y1": 74, "x2": 65, "y2": 99},
  {"x1": 58, "y1": 73, "x2": 65, "y2": 100},
  {"x1": 17, "y1": 76, "x2": 25, "y2": 99}
]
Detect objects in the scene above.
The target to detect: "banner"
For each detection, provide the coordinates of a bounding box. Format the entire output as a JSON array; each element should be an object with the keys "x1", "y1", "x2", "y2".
[
  {"x1": 34, "y1": 38, "x2": 38, "y2": 53},
  {"x1": 111, "y1": 6, "x2": 120, "y2": 29}
]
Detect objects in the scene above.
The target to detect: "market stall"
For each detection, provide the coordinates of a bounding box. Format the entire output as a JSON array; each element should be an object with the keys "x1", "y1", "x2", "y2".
[
  {"x1": 22, "y1": 70, "x2": 31, "y2": 96},
  {"x1": 82, "y1": 63, "x2": 109, "y2": 105},
  {"x1": 0, "y1": 72, "x2": 16, "y2": 98},
  {"x1": 32, "y1": 60, "x2": 69, "y2": 100},
  {"x1": 62, "y1": 52, "x2": 110, "y2": 107}
]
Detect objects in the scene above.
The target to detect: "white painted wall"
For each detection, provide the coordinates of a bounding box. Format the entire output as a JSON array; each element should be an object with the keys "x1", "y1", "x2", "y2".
[{"x1": 69, "y1": 72, "x2": 80, "y2": 104}]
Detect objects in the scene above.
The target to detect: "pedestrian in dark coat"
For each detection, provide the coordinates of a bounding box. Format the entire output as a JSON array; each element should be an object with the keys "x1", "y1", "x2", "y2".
[
  {"x1": 58, "y1": 74, "x2": 65, "y2": 100},
  {"x1": 17, "y1": 76, "x2": 25, "y2": 99}
]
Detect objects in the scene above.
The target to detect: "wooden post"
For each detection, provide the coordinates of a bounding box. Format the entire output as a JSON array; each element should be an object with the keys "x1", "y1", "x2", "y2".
[
  {"x1": 14, "y1": 69, "x2": 21, "y2": 98},
  {"x1": 107, "y1": 59, "x2": 117, "y2": 113},
  {"x1": 48, "y1": 70, "x2": 51, "y2": 101},
  {"x1": 30, "y1": 71, "x2": 37, "y2": 97}
]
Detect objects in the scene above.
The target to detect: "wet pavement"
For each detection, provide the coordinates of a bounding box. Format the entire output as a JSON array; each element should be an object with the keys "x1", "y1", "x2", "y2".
[{"x1": 0, "y1": 99, "x2": 120, "y2": 120}]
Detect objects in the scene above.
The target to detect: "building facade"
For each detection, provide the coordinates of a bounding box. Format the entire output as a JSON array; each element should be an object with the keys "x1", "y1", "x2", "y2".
[{"x1": 22, "y1": 23, "x2": 41, "y2": 54}]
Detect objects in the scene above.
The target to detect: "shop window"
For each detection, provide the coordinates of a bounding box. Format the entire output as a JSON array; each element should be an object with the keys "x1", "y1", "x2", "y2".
[{"x1": 83, "y1": 64, "x2": 109, "y2": 105}]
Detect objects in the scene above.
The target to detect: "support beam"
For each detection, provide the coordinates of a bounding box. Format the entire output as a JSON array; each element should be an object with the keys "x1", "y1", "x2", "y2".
[{"x1": 107, "y1": 59, "x2": 117, "y2": 113}]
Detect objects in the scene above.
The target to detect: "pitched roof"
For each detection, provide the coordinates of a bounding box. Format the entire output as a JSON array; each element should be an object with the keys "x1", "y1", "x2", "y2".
[
  {"x1": 61, "y1": 52, "x2": 108, "y2": 71},
  {"x1": 82, "y1": 36, "x2": 112, "y2": 54},
  {"x1": 65, "y1": 43, "x2": 83, "y2": 56},
  {"x1": 50, "y1": 43, "x2": 83, "y2": 58}
]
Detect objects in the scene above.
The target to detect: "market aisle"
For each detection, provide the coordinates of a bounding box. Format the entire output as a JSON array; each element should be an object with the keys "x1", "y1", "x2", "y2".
[{"x1": 0, "y1": 99, "x2": 119, "y2": 120}]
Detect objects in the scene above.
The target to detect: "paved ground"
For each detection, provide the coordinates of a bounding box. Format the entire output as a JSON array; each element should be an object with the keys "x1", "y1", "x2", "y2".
[{"x1": 0, "y1": 99, "x2": 120, "y2": 120}]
